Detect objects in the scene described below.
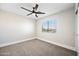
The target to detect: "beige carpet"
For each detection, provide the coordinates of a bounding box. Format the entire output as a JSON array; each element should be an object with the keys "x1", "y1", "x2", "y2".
[{"x1": 0, "y1": 39, "x2": 77, "y2": 56}]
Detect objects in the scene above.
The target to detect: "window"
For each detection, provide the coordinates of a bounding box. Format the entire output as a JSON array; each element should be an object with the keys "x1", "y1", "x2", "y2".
[{"x1": 42, "y1": 19, "x2": 56, "y2": 33}]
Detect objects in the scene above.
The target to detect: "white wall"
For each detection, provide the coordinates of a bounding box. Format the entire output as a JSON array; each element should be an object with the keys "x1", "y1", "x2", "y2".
[
  {"x1": 36, "y1": 8, "x2": 76, "y2": 51},
  {"x1": 0, "y1": 10, "x2": 35, "y2": 45},
  {"x1": 78, "y1": 5, "x2": 79, "y2": 55}
]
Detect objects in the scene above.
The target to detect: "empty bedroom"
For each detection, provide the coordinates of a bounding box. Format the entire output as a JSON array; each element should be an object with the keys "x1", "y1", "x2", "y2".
[{"x1": 0, "y1": 3, "x2": 78, "y2": 56}]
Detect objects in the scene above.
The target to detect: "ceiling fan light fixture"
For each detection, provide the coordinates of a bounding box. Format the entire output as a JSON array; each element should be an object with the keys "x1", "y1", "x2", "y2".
[{"x1": 21, "y1": 4, "x2": 45, "y2": 18}]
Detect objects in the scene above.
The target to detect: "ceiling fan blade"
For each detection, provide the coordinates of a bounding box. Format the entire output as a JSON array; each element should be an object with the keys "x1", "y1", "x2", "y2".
[
  {"x1": 35, "y1": 14, "x2": 38, "y2": 17},
  {"x1": 21, "y1": 7, "x2": 32, "y2": 12},
  {"x1": 36, "y1": 11, "x2": 45, "y2": 14},
  {"x1": 27, "y1": 13, "x2": 33, "y2": 16}
]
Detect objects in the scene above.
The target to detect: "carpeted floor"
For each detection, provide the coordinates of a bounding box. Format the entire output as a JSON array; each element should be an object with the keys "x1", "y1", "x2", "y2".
[{"x1": 0, "y1": 39, "x2": 77, "y2": 56}]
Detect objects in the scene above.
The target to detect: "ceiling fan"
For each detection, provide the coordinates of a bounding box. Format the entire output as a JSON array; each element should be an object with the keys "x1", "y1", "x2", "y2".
[{"x1": 21, "y1": 4, "x2": 45, "y2": 17}]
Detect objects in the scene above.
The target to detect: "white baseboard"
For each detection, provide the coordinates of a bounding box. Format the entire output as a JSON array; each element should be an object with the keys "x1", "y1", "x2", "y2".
[
  {"x1": 36, "y1": 37, "x2": 77, "y2": 52},
  {"x1": 0, "y1": 37, "x2": 35, "y2": 48}
]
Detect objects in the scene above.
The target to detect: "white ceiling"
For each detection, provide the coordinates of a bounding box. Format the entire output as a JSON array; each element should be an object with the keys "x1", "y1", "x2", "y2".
[{"x1": 0, "y1": 3, "x2": 75, "y2": 19}]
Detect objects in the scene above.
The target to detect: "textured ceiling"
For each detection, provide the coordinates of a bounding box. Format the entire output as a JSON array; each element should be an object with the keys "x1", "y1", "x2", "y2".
[{"x1": 0, "y1": 3, "x2": 75, "y2": 19}]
